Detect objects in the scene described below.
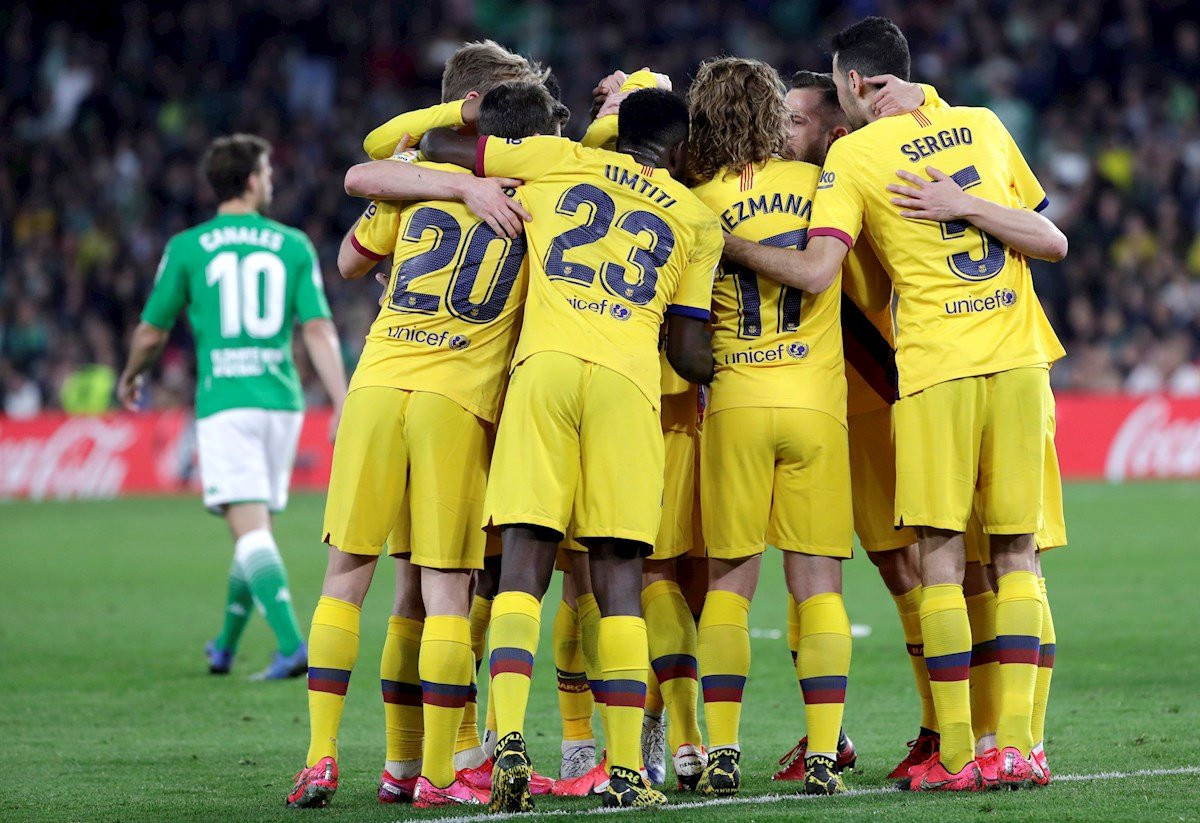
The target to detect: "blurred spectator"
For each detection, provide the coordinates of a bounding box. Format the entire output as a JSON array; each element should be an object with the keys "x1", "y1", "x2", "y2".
[{"x1": 2, "y1": 0, "x2": 1200, "y2": 416}]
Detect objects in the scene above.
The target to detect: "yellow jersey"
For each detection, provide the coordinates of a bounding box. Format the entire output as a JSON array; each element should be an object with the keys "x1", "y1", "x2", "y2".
[
  {"x1": 363, "y1": 100, "x2": 467, "y2": 160},
  {"x1": 349, "y1": 158, "x2": 528, "y2": 423},
  {"x1": 692, "y1": 158, "x2": 845, "y2": 423},
  {"x1": 810, "y1": 103, "x2": 1064, "y2": 397},
  {"x1": 476, "y1": 135, "x2": 722, "y2": 409},
  {"x1": 841, "y1": 239, "x2": 896, "y2": 416}
]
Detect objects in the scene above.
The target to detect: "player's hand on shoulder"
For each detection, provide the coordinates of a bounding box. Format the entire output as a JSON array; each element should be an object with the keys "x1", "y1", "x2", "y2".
[
  {"x1": 597, "y1": 90, "x2": 630, "y2": 119},
  {"x1": 887, "y1": 166, "x2": 971, "y2": 221},
  {"x1": 462, "y1": 175, "x2": 532, "y2": 239},
  {"x1": 867, "y1": 74, "x2": 925, "y2": 117}
]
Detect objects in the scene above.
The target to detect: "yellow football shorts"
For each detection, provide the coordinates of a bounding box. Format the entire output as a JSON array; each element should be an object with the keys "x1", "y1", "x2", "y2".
[
  {"x1": 701, "y1": 406, "x2": 853, "y2": 559},
  {"x1": 896, "y1": 365, "x2": 1050, "y2": 534},
  {"x1": 483, "y1": 352, "x2": 664, "y2": 549},
  {"x1": 651, "y1": 422, "x2": 705, "y2": 561},
  {"x1": 964, "y1": 383, "x2": 1066, "y2": 563},
  {"x1": 847, "y1": 406, "x2": 916, "y2": 552},
  {"x1": 322, "y1": 386, "x2": 488, "y2": 569}
]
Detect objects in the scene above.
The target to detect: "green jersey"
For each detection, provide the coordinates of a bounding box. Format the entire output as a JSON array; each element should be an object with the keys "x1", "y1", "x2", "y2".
[{"x1": 142, "y1": 212, "x2": 332, "y2": 418}]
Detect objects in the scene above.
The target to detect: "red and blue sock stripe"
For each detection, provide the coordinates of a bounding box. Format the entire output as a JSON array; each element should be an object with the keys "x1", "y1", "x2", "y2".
[
  {"x1": 925, "y1": 650, "x2": 971, "y2": 682},
  {"x1": 308, "y1": 666, "x2": 351, "y2": 696},
  {"x1": 651, "y1": 653, "x2": 698, "y2": 684},
  {"x1": 421, "y1": 680, "x2": 474, "y2": 709},
  {"x1": 601, "y1": 678, "x2": 647, "y2": 708},
  {"x1": 970, "y1": 638, "x2": 998, "y2": 667},
  {"x1": 701, "y1": 673, "x2": 747, "y2": 704},
  {"x1": 1038, "y1": 643, "x2": 1056, "y2": 669},
  {"x1": 489, "y1": 647, "x2": 534, "y2": 678},
  {"x1": 799, "y1": 675, "x2": 848, "y2": 704},
  {"x1": 381, "y1": 678, "x2": 422, "y2": 706},
  {"x1": 995, "y1": 635, "x2": 1040, "y2": 665}
]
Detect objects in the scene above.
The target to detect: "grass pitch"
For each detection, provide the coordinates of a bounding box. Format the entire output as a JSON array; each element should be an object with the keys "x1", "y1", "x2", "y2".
[{"x1": 5, "y1": 482, "x2": 1199, "y2": 821}]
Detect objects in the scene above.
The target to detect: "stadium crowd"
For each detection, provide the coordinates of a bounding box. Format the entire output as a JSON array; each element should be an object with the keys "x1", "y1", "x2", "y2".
[{"x1": 3, "y1": 0, "x2": 1200, "y2": 417}]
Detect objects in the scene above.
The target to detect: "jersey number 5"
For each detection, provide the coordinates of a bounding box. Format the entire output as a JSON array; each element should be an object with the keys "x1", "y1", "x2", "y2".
[
  {"x1": 940, "y1": 165, "x2": 1007, "y2": 281},
  {"x1": 729, "y1": 228, "x2": 807, "y2": 339},
  {"x1": 544, "y1": 183, "x2": 676, "y2": 306}
]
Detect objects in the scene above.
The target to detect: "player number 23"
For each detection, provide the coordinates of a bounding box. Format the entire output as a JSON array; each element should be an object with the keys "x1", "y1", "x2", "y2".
[{"x1": 544, "y1": 183, "x2": 676, "y2": 306}]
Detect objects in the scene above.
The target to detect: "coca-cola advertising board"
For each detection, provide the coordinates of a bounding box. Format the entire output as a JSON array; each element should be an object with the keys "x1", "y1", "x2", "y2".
[
  {"x1": 0, "y1": 409, "x2": 335, "y2": 501},
  {"x1": 2, "y1": 395, "x2": 1199, "y2": 501}
]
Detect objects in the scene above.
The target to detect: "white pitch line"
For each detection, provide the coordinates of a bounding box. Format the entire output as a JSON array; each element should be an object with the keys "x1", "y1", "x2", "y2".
[{"x1": 412, "y1": 765, "x2": 1200, "y2": 823}]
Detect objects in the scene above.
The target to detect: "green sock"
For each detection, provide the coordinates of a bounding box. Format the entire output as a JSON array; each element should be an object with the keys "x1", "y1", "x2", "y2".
[
  {"x1": 237, "y1": 529, "x2": 304, "y2": 656},
  {"x1": 214, "y1": 559, "x2": 253, "y2": 653}
]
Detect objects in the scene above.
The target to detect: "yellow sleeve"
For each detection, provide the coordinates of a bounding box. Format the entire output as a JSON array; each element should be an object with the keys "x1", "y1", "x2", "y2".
[
  {"x1": 581, "y1": 70, "x2": 662, "y2": 150},
  {"x1": 809, "y1": 140, "x2": 866, "y2": 249},
  {"x1": 668, "y1": 219, "x2": 720, "y2": 318},
  {"x1": 351, "y1": 200, "x2": 401, "y2": 260},
  {"x1": 919, "y1": 83, "x2": 948, "y2": 109},
  {"x1": 363, "y1": 100, "x2": 467, "y2": 160},
  {"x1": 993, "y1": 111, "x2": 1049, "y2": 212},
  {"x1": 582, "y1": 115, "x2": 618, "y2": 149},
  {"x1": 477, "y1": 135, "x2": 578, "y2": 180}
]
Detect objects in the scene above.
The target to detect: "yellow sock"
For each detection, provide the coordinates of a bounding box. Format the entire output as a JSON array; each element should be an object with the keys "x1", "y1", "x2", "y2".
[
  {"x1": 994, "y1": 571, "x2": 1042, "y2": 756},
  {"x1": 796, "y1": 593, "x2": 852, "y2": 757},
  {"x1": 645, "y1": 666, "x2": 664, "y2": 717},
  {"x1": 469, "y1": 595, "x2": 495, "y2": 750},
  {"x1": 306, "y1": 596, "x2": 360, "y2": 765},
  {"x1": 381, "y1": 616, "x2": 424, "y2": 764},
  {"x1": 787, "y1": 596, "x2": 801, "y2": 667},
  {"x1": 456, "y1": 671, "x2": 482, "y2": 756},
  {"x1": 419, "y1": 615, "x2": 474, "y2": 788},
  {"x1": 965, "y1": 589, "x2": 999, "y2": 742},
  {"x1": 643, "y1": 579, "x2": 702, "y2": 751},
  {"x1": 553, "y1": 600, "x2": 594, "y2": 742},
  {"x1": 577, "y1": 592, "x2": 607, "y2": 737},
  {"x1": 697, "y1": 590, "x2": 750, "y2": 750},
  {"x1": 921, "y1": 584, "x2": 975, "y2": 773},
  {"x1": 598, "y1": 615, "x2": 649, "y2": 771},
  {"x1": 1030, "y1": 577, "x2": 1056, "y2": 747},
  {"x1": 488, "y1": 591, "x2": 541, "y2": 739},
  {"x1": 893, "y1": 585, "x2": 937, "y2": 732}
]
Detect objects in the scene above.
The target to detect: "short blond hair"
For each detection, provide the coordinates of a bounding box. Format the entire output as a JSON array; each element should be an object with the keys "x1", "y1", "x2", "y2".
[
  {"x1": 686, "y1": 57, "x2": 791, "y2": 183},
  {"x1": 441, "y1": 40, "x2": 549, "y2": 103}
]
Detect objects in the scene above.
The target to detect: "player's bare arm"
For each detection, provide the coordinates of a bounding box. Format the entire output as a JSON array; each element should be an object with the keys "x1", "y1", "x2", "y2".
[
  {"x1": 866, "y1": 74, "x2": 928, "y2": 117},
  {"x1": 721, "y1": 233, "x2": 846, "y2": 294},
  {"x1": 300, "y1": 317, "x2": 348, "y2": 443},
  {"x1": 419, "y1": 127, "x2": 483, "y2": 172},
  {"x1": 664, "y1": 314, "x2": 715, "y2": 385},
  {"x1": 336, "y1": 219, "x2": 379, "y2": 280},
  {"x1": 343, "y1": 162, "x2": 529, "y2": 239},
  {"x1": 888, "y1": 167, "x2": 1068, "y2": 261},
  {"x1": 117, "y1": 322, "x2": 170, "y2": 410}
]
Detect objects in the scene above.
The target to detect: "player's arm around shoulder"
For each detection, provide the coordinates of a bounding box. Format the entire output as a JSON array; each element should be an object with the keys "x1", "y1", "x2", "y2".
[{"x1": 362, "y1": 98, "x2": 471, "y2": 160}]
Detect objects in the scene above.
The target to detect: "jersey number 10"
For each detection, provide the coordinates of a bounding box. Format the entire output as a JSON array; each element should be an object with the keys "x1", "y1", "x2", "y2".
[{"x1": 206, "y1": 251, "x2": 287, "y2": 339}]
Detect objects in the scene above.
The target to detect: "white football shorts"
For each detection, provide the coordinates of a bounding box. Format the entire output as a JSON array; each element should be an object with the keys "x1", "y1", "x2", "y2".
[{"x1": 195, "y1": 408, "x2": 304, "y2": 513}]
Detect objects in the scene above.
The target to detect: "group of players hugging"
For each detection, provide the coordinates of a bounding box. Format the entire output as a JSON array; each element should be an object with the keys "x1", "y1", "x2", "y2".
[{"x1": 121, "y1": 13, "x2": 1068, "y2": 813}]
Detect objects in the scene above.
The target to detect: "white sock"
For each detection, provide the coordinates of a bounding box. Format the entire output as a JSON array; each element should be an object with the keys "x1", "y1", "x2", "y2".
[
  {"x1": 454, "y1": 746, "x2": 487, "y2": 771},
  {"x1": 384, "y1": 758, "x2": 421, "y2": 780}
]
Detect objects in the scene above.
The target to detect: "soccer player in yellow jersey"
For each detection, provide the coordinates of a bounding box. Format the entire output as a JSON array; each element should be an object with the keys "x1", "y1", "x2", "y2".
[
  {"x1": 683, "y1": 58, "x2": 852, "y2": 798},
  {"x1": 286, "y1": 84, "x2": 561, "y2": 810},
  {"x1": 722, "y1": 17, "x2": 1068, "y2": 792},
  {"x1": 561, "y1": 69, "x2": 709, "y2": 797},
  {"x1": 765, "y1": 70, "x2": 940, "y2": 784},
  {"x1": 422, "y1": 88, "x2": 722, "y2": 811}
]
